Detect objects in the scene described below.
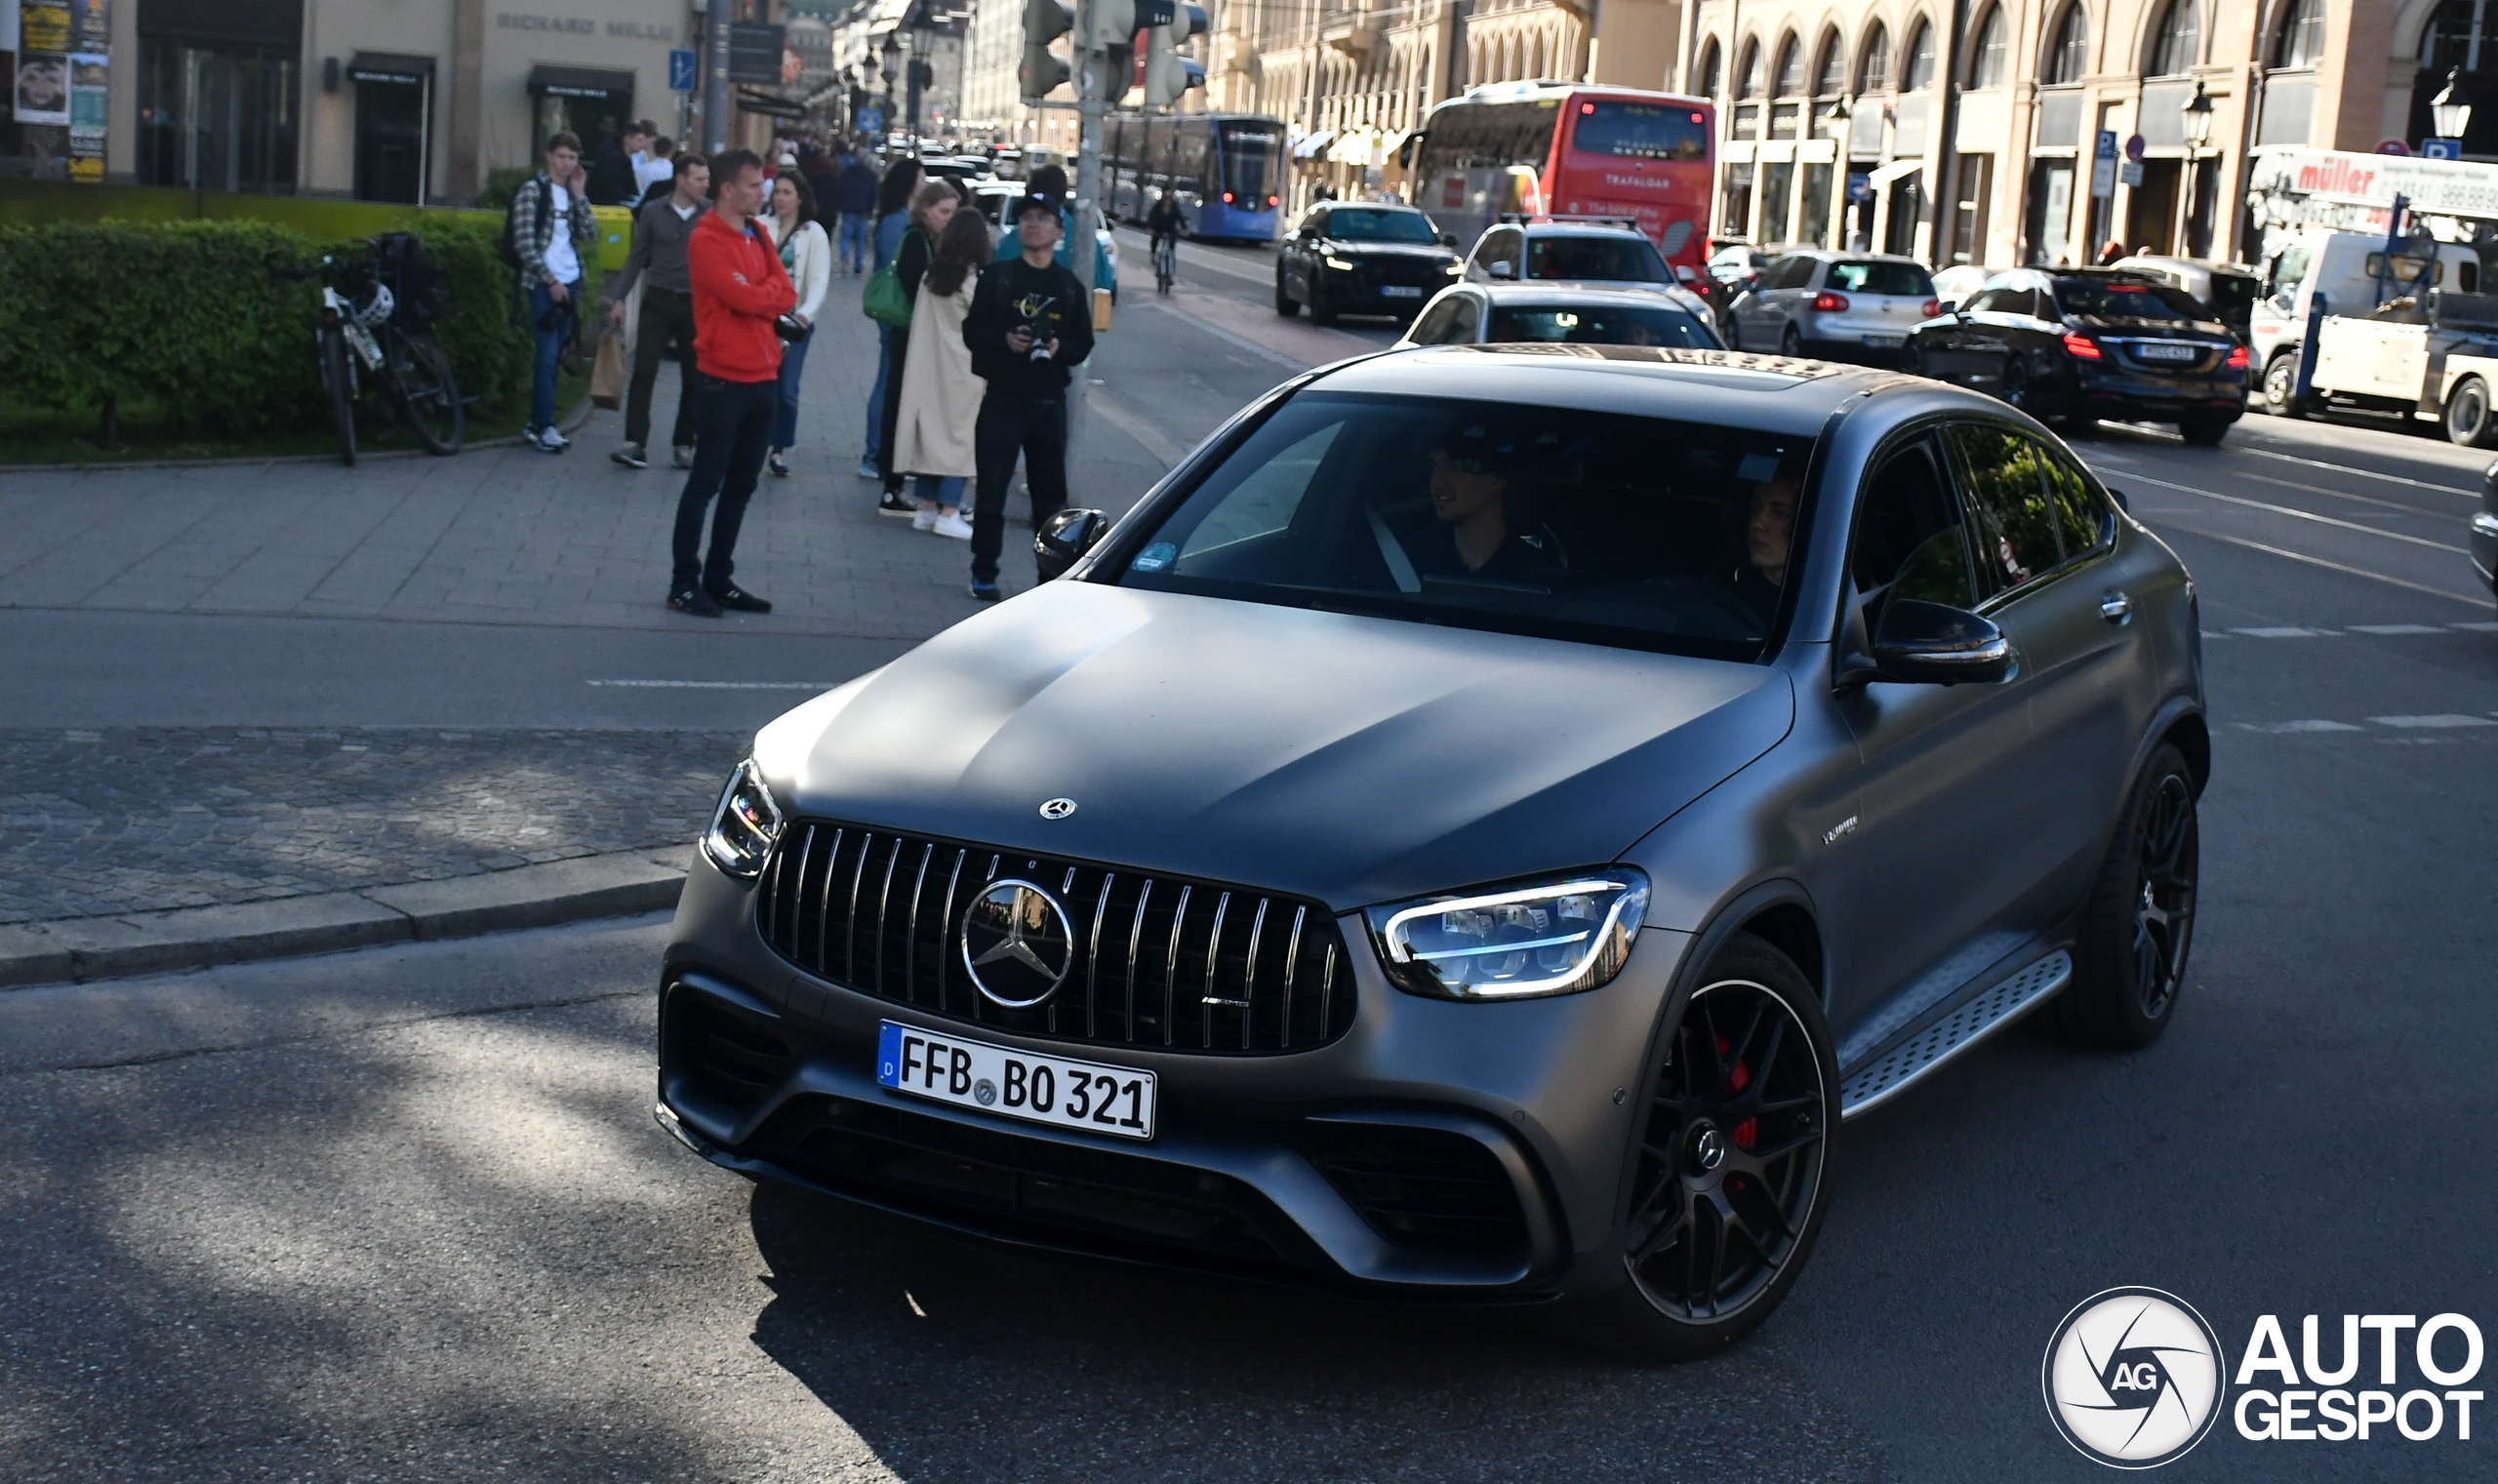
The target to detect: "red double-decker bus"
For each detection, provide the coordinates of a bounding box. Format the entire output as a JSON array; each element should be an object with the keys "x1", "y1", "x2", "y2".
[{"x1": 1409, "y1": 83, "x2": 1716, "y2": 279}]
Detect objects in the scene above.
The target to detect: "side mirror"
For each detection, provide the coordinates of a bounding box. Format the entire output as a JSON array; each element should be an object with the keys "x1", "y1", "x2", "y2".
[
  {"x1": 1034, "y1": 506, "x2": 1109, "y2": 582},
  {"x1": 1937, "y1": 300, "x2": 1960, "y2": 316},
  {"x1": 1487, "y1": 260, "x2": 1514, "y2": 279},
  {"x1": 2106, "y1": 486, "x2": 2129, "y2": 512},
  {"x1": 1866, "y1": 600, "x2": 2013, "y2": 685},
  {"x1": 1439, "y1": 231, "x2": 1457, "y2": 247}
]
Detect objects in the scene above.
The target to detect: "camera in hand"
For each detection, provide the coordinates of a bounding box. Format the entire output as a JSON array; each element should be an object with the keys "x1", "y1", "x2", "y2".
[
  {"x1": 1022, "y1": 317, "x2": 1054, "y2": 361},
  {"x1": 774, "y1": 313, "x2": 807, "y2": 343}
]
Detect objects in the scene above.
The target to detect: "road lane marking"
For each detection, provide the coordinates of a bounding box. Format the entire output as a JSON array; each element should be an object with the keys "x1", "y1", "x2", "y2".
[
  {"x1": 587, "y1": 680, "x2": 834, "y2": 689},
  {"x1": 2209, "y1": 621, "x2": 2492, "y2": 635},
  {"x1": 2233, "y1": 444, "x2": 2479, "y2": 498},
  {"x1": 2233, "y1": 719, "x2": 2363, "y2": 733},
  {"x1": 2232, "y1": 625, "x2": 2334, "y2": 637},
  {"x1": 2367, "y1": 713, "x2": 2497, "y2": 728},
  {"x1": 2237, "y1": 469, "x2": 2466, "y2": 517},
  {"x1": 2347, "y1": 623, "x2": 2449, "y2": 634},
  {"x1": 2118, "y1": 472, "x2": 2470, "y2": 552},
  {"x1": 2150, "y1": 523, "x2": 2488, "y2": 605}
]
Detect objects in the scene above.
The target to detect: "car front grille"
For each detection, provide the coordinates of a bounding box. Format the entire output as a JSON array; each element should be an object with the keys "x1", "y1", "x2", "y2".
[
  {"x1": 663, "y1": 984, "x2": 795, "y2": 1122},
  {"x1": 756, "y1": 822, "x2": 1356, "y2": 1055}
]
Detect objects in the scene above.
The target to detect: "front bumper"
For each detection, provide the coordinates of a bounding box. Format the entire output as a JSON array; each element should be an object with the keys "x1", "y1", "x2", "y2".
[
  {"x1": 657, "y1": 851, "x2": 1689, "y2": 1301},
  {"x1": 2470, "y1": 508, "x2": 2498, "y2": 592}
]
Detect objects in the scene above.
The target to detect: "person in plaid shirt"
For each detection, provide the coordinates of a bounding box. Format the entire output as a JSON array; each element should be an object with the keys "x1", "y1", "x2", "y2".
[{"x1": 509, "y1": 131, "x2": 599, "y2": 452}]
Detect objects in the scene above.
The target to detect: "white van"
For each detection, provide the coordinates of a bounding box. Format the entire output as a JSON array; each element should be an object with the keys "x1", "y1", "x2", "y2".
[{"x1": 2248, "y1": 228, "x2": 2482, "y2": 410}]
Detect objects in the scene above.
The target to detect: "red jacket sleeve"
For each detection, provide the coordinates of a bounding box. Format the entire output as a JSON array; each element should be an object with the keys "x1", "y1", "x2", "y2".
[{"x1": 689, "y1": 224, "x2": 798, "y2": 320}]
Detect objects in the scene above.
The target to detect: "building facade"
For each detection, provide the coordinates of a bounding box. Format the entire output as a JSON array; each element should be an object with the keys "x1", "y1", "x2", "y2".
[{"x1": 1685, "y1": 0, "x2": 2489, "y2": 270}]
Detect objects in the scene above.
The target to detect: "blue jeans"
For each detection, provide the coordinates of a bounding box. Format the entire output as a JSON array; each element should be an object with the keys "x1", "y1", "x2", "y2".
[
  {"x1": 528, "y1": 279, "x2": 579, "y2": 432},
  {"x1": 863, "y1": 324, "x2": 894, "y2": 461},
  {"x1": 915, "y1": 474, "x2": 966, "y2": 508},
  {"x1": 771, "y1": 323, "x2": 813, "y2": 449},
  {"x1": 837, "y1": 215, "x2": 871, "y2": 272}
]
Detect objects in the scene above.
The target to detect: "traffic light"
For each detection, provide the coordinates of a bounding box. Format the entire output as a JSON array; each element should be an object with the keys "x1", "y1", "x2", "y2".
[
  {"x1": 1142, "y1": 3, "x2": 1207, "y2": 106},
  {"x1": 1084, "y1": 0, "x2": 1136, "y2": 53},
  {"x1": 1020, "y1": 0, "x2": 1071, "y2": 101}
]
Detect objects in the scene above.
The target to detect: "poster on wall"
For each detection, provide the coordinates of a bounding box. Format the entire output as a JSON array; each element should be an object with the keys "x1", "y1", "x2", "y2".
[
  {"x1": 68, "y1": 46, "x2": 102, "y2": 179},
  {"x1": 14, "y1": 50, "x2": 67, "y2": 124},
  {"x1": 69, "y1": 0, "x2": 101, "y2": 51},
  {"x1": 18, "y1": 0, "x2": 63, "y2": 51}
]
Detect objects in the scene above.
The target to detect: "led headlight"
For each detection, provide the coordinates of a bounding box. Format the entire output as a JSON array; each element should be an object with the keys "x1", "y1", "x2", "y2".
[
  {"x1": 703, "y1": 757, "x2": 784, "y2": 879},
  {"x1": 1444, "y1": 261, "x2": 1466, "y2": 274},
  {"x1": 1367, "y1": 869, "x2": 1649, "y2": 1001},
  {"x1": 1324, "y1": 256, "x2": 1357, "y2": 271}
]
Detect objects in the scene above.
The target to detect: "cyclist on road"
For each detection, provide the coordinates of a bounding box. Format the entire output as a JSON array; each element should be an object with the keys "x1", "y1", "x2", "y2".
[{"x1": 1145, "y1": 191, "x2": 1184, "y2": 294}]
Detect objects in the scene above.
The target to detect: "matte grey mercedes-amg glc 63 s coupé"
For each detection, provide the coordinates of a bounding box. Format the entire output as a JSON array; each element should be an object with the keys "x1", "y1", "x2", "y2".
[{"x1": 658, "y1": 343, "x2": 2207, "y2": 1360}]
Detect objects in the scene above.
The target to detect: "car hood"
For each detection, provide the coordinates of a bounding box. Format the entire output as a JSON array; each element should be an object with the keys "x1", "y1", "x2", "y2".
[
  {"x1": 1324, "y1": 239, "x2": 1455, "y2": 261},
  {"x1": 753, "y1": 582, "x2": 1794, "y2": 910}
]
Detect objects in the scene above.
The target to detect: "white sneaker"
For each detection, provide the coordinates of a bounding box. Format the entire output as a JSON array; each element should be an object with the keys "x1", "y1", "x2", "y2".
[
  {"x1": 911, "y1": 506, "x2": 939, "y2": 532},
  {"x1": 535, "y1": 425, "x2": 569, "y2": 454},
  {"x1": 932, "y1": 513, "x2": 974, "y2": 541}
]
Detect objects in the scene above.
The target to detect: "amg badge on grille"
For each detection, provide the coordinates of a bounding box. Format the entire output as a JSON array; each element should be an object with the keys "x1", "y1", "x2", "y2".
[
  {"x1": 1038, "y1": 797, "x2": 1076, "y2": 820},
  {"x1": 961, "y1": 880, "x2": 1075, "y2": 1008}
]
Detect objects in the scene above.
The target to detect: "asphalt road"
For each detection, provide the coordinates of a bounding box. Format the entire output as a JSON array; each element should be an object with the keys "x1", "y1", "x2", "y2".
[{"x1": 5, "y1": 250, "x2": 2498, "y2": 1479}]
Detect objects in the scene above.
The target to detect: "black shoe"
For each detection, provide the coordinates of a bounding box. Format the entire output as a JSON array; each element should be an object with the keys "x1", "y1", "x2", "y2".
[
  {"x1": 877, "y1": 488, "x2": 917, "y2": 517},
  {"x1": 709, "y1": 583, "x2": 772, "y2": 614},
  {"x1": 667, "y1": 586, "x2": 723, "y2": 618},
  {"x1": 611, "y1": 443, "x2": 648, "y2": 469},
  {"x1": 768, "y1": 451, "x2": 790, "y2": 478}
]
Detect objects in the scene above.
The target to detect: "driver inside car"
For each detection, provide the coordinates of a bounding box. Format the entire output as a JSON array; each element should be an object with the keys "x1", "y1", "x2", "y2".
[
  {"x1": 1422, "y1": 421, "x2": 1567, "y2": 580},
  {"x1": 1722, "y1": 476, "x2": 1799, "y2": 626}
]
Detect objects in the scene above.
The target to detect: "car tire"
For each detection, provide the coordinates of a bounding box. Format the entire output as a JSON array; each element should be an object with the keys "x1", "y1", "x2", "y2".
[
  {"x1": 1902, "y1": 341, "x2": 1929, "y2": 380},
  {"x1": 2177, "y1": 416, "x2": 2232, "y2": 446},
  {"x1": 1309, "y1": 281, "x2": 1339, "y2": 326},
  {"x1": 1273, "y1": 273, "x2": 1300, "y2": 317},
  {"x1": 1564, "y1": 932, "x2": 1836, "y2": 1363},
  {"x1": 1779, "y1": 323, "x2": 1802, "y2": 358},
  {"x1": 2262, "y1": 352, "x2": 2305, "y2": 418},
  {"x1": 2040, "y1": 742, "x2": 2199, "y2": 1050},
  {"x1": 2445, "y1": 376, "x2": 2498, "y2": 447},
  {"x1": 1722, "y1": 316, "x2": 1743, "y2": 352}
]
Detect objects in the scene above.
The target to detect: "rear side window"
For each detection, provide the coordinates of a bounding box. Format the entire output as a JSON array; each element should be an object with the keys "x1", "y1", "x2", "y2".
[
  {"x1": 1851, "y1": 438, "x2": 1978, "y2": 622},
  {"x1": 1411, "y1": 297, "x2": 1465, "y2": 343},
  {"x1": 1945, "y1": 424, "x2": 2065, "y2": 595},
  {"x1": 2037, "y1": 443, "x2": 2112, "y2": 555},
  {"x1": 1827, "y1": 260, "x2": 1934, "y2": 297},
  {"x1": 1527, "y1": 235, "x2": 1670, "y2": 283}
]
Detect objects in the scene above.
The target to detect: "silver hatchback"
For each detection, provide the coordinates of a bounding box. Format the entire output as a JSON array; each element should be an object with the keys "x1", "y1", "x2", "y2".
[{"x1": 1729, "y1": 251, "x2": 1938, "y2": 363}]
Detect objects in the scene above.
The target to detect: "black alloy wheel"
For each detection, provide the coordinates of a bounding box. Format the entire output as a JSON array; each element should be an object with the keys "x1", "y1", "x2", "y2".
[
  {"x1": 2000, "y1": 353, "x2": 2031, "y2": 409},
  {"x1": 2042, "y1": 742, "x2": 2199, "y2": 1048},
  {"x1": 2446, "y1": 376, "x2": 2498, "y2": 448},
  {"x1": 1273, "y1": 269, "x2": 1300, "y2": 317},
  {"x1": 1572, "y1": 934, "x2": 1834, "y2": 1362}
]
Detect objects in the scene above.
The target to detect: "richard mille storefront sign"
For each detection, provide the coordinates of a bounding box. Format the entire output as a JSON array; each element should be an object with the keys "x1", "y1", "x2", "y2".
[{"x1": 496, "y1": 13, "x2": 676, "y2": 40}]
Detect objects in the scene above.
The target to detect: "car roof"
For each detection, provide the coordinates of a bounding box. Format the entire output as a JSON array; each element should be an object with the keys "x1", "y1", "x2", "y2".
[
  {"x1": 1323, "y1": 200, "x2": 1429, "y2": 213},
  {"x1": 1468, "y1": 283, "x2": 1702, "y2": 306},
  {"x1": 1310, "y1": 345, "x2": 1902, "y2": 435},
  {"x1": 1513, "y1": 220, "x2": 1649, "y2": 238}
]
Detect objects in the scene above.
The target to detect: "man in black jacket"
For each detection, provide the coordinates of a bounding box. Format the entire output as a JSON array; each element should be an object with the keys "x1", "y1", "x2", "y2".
[
  {"x1": 962, "y1": 193, "x2": 1096, "y2": 602},
  {"x1": 585, "y1": 122, "x2": 652, "y2": 207}
]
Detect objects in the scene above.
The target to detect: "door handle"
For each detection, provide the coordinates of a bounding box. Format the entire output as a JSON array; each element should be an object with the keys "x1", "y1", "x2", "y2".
[{"x1": 2099, "y1": 590, "x2": 2133, "y2": 623}]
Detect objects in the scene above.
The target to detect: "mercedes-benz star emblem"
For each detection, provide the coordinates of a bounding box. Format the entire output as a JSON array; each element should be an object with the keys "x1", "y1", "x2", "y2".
[
  {"x1": 1038, "y1": 797, "x2": 1077, "y2": 821},
  {"x1": 1691, "y1": 1123, "x2": 1727, "y2": 1172},
  {"x1": 960, "y1": 879, "x2": 1075, "y2": 1009}
]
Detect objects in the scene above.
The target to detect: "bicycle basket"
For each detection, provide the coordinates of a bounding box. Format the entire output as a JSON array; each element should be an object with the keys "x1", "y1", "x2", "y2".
[{"x1": 371, "y1": 232, "x2": 449, "y2": 330}]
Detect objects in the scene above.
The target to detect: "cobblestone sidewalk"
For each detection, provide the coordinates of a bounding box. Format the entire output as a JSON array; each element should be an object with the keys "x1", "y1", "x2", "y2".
[{"x1": 3, "y1": 727, "x2": 745, "y2": 925}]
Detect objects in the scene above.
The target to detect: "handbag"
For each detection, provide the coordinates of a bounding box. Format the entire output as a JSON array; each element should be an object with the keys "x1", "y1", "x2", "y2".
[
  {"x1": 863, "y1": 227, "x2": 926, "y2": 329},
  {"x1": 589, "y1": 330, "x2": 626, "y2": 410}
]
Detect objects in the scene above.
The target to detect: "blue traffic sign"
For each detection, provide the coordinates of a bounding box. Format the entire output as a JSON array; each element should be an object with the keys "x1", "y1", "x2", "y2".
[
  {"x1": 668, "y1": 48, "x2": 699, "y2": 92},
  {"x1": 2095, "y1": 130, "x2": 2117, "y2": 160},
  {"x1": 2424, "y1": 137, "x2": 2464, "y2": 160}
]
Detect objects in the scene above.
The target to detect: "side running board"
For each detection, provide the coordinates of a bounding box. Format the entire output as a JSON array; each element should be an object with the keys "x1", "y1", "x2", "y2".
[{"x1": 1838, "y1": 950, "x2": 2074, "y2": 1120}]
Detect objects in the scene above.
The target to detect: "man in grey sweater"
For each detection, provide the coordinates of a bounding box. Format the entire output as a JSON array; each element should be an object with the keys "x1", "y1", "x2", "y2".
[{"x1": 608, "y1": 153, "x2": 711, "y2": 469}]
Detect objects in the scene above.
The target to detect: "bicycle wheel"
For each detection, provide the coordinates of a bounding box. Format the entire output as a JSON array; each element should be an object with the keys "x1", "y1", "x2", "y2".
[
  {"x1": 320, "y1": 325, "x2": 358, "y2": 466},
  {"x1": 388, "y1": 330, "x2": 464, "y2": 455}
]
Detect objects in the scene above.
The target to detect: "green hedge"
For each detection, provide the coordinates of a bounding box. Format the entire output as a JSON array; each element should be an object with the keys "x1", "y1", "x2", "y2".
[{"x1": 0, "y1": 215, "x2": 556, "y2": 437}]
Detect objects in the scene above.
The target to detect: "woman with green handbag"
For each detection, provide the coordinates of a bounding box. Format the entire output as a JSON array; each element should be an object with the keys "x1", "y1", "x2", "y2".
[
  {"x1": 856, "y1": 156, "x2": 923, "y2": 491},
  {"x1": 872, "y1": 180, "x2": 960, "y2": 511}
]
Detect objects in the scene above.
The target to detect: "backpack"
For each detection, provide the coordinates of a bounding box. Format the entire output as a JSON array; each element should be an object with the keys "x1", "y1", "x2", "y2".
[
  {"x1": 371, "y1": 231, "x2": 447, "y2": 330},
  {"x1": 498, "y1": 176, "x2": 553, "y2": 271}
]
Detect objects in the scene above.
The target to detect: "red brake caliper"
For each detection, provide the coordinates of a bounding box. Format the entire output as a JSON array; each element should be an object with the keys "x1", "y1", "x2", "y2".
[{"x1": 1712, "y1": 1034, "x2": 1759, "y2": 1149}]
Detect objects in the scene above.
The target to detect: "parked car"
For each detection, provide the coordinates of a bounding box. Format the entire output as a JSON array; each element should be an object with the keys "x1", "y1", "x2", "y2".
[
  {"x1": 1463, "y1": 220, "x2": 1718, "y2": 326},
  {"x1": 2110, "y1": 255, "x2": 2261, "y2": 342},
  {"x1": 1928, "y1": 264, "x2": 2000, "y2": 313},
  {"x1": 1275, "y1": 201, "x2": 1464, "y2": 324},
  {"x1": 1392, "y1": 282, "x2": 1723, "y2": 349},
  {"x1": 1904, "y1": 267, "x2": 2246, "y2": 443},
  {"x1": 1725, "y1": 250, "x2": 1938, "y2": 362},
  {"x1": 659, "y1": 344, "x2": 2208, "y2": 1363},
  {"x1": 1707, "y1": 242, "x2": 1773, "y2": 310}
]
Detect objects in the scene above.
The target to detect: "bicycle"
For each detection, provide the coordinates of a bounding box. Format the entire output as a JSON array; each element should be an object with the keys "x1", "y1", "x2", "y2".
[
  {"x1": 280, "y1": 242, "x2": 465, "y2": 465},
  {"x1": 1151, "y1": 232, "x2": 1177, "y2": 295}
]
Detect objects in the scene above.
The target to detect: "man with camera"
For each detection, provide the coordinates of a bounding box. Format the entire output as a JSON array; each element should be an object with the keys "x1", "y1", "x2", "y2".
[
  {"x1": 961, "y1": 192, "x2": 1095, "y2": 603},
  {"x1": 667, "y1": 148, "x2": 794, "y2": 619}
]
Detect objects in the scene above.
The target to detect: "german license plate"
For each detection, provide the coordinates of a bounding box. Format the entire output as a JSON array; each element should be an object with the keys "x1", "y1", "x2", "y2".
[
  {"x1": 1861, "y1": 332, "x2": 1905, "y2": 347},
  {"x1": 1382, "y1": 285, "x2": 1424, "y2": 299},
  {"x1": 876, "y1": 1022, "x2": 1156, "y2": 1141},
  {"x1": 2138, "y1": 342, "x2": 2197, "y2": 361}
]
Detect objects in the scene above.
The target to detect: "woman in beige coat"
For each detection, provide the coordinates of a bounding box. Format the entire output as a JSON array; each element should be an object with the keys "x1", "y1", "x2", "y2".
[{"x1": 891, "y1": 208, "x2": 992, "y2": 539}]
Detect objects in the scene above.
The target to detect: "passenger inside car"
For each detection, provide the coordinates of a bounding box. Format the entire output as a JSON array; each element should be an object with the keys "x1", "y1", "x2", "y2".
[
  {"x1": 1424, "y1": 422, "x2": 1567, "y2": 578},
  {"x1": 1722, "y1": 477, "x2": 1799, "y2": 626}
]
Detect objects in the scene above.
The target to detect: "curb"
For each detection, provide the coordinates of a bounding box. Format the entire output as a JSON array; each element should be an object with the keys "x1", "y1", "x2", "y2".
[
  {"x1": 0, "y1": 846, "x2": 688, "y2": 990},
  {"x1": 3, "y1": 388, "x2": 602, "y2": 475}
]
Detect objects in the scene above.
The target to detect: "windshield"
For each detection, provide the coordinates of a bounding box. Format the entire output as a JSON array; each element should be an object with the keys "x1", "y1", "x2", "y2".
[
  {"x1": 1528, "y1": 235, "x2": 1670, "y2": 282},
  {"x1": 2049, "y1": 277, "x2": 2215, "y2": 322},
  {"x1": 1488, "y1": 302, "x2": 1717, "y2": 348},
  {"x1": 1827, "y1": 260, "x2": 1934, "y2": 297},
  {"x1": 2206, "y1": 273, "x2": 2260, "y2": 316},
  {"x1": 1217, "y1": 122, "x2": 1281, "y2": 202},
  {"x1": 1326, "y1": 208, "x2": 1440, "y2": 243},
  {"x1": 1566, "y1": 100, "x2": 1710, "y2": 162},
  {"x1": 1114, "y1": 392, "x2": 1810, "y2": 660}
]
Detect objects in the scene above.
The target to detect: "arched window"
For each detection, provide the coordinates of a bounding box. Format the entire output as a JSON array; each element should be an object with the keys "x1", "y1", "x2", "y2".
[
  {"x1": 1738, "y1": 38, "x2": 1764, "y2": 99},
  {"x1": 1859, "y1": 21, "x2": 1892, "y2": 91},
  {"x1": 1813, "y1": 29, "x2": 1846, "y2": 96},
  {"x1": 2149, "y1": 0, "x2": 2199, "y2": 75},
  {"x1": 1903, "y1": 19, "x2": 1937, "y2": 89},
  {"x1": 1699, "y1": 36, "x2": 1724, "y2": 98},
  {"x1": 1968, "y1": 5, "x2": 2007, "y2": 86},
  {"x1": 2046, "y1": 3, "x2": 2089, "y2": 83},
  {"x1": 2273, "y1": 0, "x2": 2323, "y2": 66},
  {"x1": 1775, "y1": 34, "x2": 1804, "y2": 96}
]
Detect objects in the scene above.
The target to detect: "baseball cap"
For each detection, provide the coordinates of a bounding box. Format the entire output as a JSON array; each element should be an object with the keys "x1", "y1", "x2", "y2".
[{"x1": 1013, "y1": 192, "x2": 1063, "y2": 222}]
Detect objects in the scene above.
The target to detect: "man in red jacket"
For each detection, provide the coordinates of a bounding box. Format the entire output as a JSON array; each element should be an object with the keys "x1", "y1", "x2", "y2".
[{"x1": 669, "y1": 147, "x2": 796, "y2": 617}]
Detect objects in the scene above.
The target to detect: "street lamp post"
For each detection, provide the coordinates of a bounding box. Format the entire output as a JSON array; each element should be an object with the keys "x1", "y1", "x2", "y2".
[
  {"x1": 879, "y1": 34, "x2": 901, "y2": 142},
  {"x1": 2433, "y1": 67, "x2": 2475, "y2": 141},
  {"x1": 907, "y1": 3, "x2": 937, "y2": 142},
  {"x1": 2180, "y1": 79, "x2": 2215, "y2": 257}
]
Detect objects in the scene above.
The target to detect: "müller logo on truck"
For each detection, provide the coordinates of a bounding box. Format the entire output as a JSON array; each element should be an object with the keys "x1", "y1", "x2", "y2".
[{"x1": 2294, "y1": 157, "x2": 2378, "y2": 198}]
